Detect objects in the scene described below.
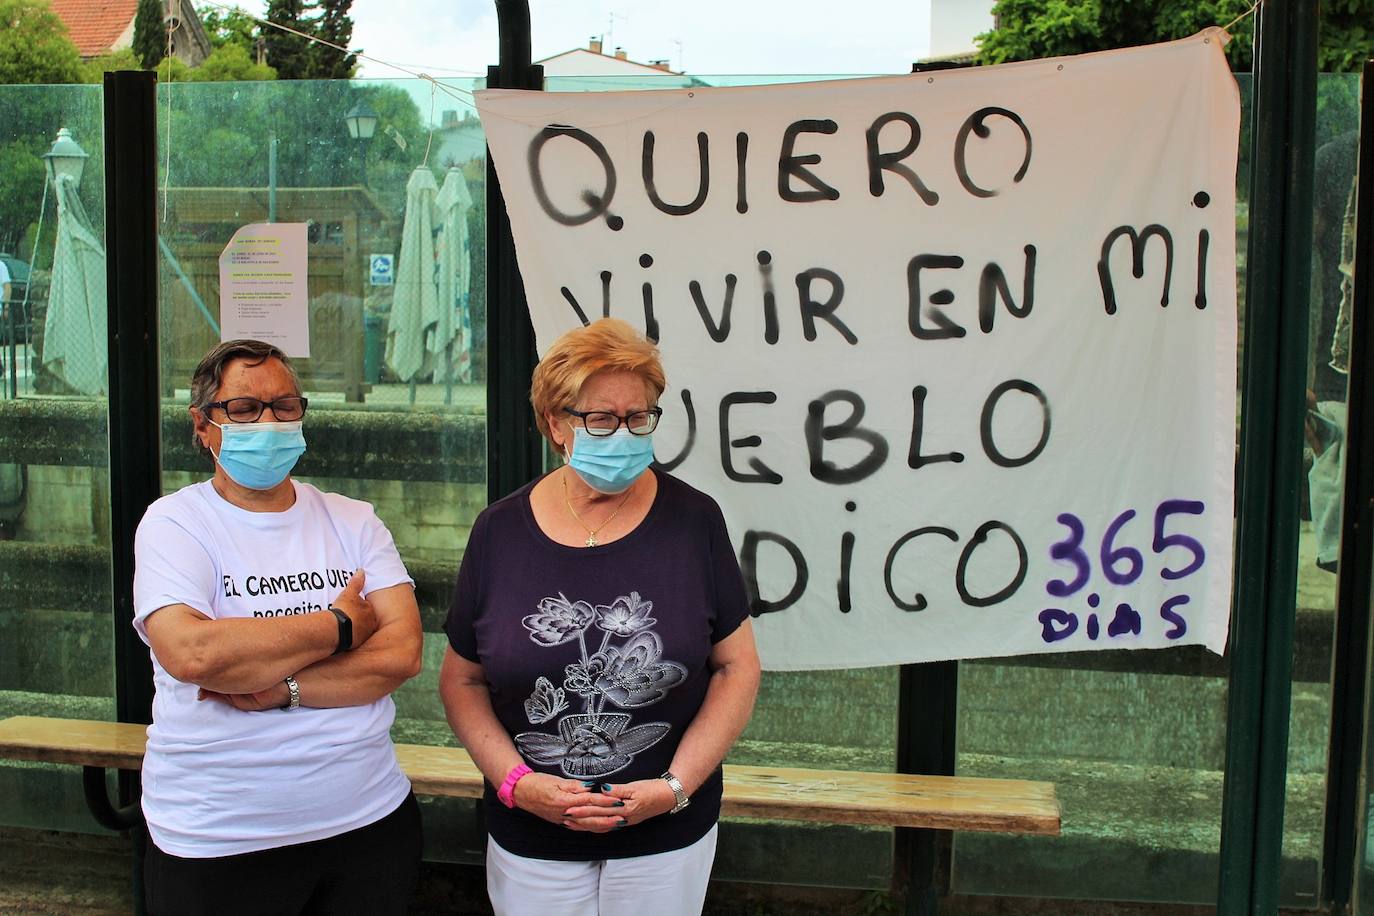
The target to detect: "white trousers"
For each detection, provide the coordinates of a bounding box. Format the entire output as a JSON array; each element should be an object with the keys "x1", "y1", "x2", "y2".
[{"x1": 486, "y1": 824, "x2": 718, "y2": 916}]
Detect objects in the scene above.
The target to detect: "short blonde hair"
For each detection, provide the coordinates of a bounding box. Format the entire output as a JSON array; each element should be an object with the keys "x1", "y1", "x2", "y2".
[{"x1": 530, "y1": 318, "x2": 666, "y2": 448}]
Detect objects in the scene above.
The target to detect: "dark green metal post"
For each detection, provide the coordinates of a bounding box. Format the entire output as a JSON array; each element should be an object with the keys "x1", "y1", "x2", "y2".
[
  {"x1": 1321, "y1": 60, "x2": 1374, "y2": 911},
  {"x1": 486, "y1": 0, "x2": 544, "y2": 502},
  {"x1": 894, "y1": 661, "x2": 958, "y2": 915},
  {"x1": 101, "y1": 68, "x2": 162, "y2": 916},
  {"x1": 1217, "y1": 0, "x2": 1317, "y2": 911}
]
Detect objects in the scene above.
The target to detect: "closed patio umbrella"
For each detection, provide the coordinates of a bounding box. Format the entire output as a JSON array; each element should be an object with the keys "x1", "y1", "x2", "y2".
[
  {"x1": 433, "y1": 167, "x2": 474, "y2": 390},
  {"x1": 385, "y1": 166, "x2": 439, "y2": 387},
  {"x1": 41, "y1": 173, "x2": 107, "y2": 396}
]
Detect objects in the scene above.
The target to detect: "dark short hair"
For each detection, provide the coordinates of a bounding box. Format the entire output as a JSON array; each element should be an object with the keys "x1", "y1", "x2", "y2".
[{"x1": 189, "y1": 339, "x2": 301, "y2": 457}]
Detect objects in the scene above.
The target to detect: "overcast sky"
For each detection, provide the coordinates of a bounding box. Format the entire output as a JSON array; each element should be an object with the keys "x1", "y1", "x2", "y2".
[{"x1": 237, "y1": 0, "x2": 936, "y2": 78}]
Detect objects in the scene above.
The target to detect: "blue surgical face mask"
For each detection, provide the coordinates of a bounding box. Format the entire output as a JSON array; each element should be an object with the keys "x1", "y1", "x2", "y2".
[
  {"x1": 210, "y1": 420, "x2": 307, "y2": 490},
  {"x1": 565, "y1": 427, "x2": 654, "y2": 494}
]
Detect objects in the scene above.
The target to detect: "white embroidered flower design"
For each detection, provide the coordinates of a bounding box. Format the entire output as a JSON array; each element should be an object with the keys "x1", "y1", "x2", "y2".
[{"x1": 515, "y1": 591, "x2": 684, "y2": 778}]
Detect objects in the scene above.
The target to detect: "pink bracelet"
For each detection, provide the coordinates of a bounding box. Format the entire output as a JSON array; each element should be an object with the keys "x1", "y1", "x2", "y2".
[{"x1": 497, "y1": 763, "x2": 533, "y2": 809}]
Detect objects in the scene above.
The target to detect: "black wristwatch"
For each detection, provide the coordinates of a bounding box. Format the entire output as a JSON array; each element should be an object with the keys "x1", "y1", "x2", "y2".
[{"x1": 327, "y1": 606, "x2": 353, "y2": 654}]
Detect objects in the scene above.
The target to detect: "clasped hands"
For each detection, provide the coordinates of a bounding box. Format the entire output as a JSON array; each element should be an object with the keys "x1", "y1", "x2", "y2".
[
  {"x1": 512, "y1": 772, "x2": 678, "y2": 832},
  {"x1": 197, "y1": 569, "x2": 379, "y2": 711}
]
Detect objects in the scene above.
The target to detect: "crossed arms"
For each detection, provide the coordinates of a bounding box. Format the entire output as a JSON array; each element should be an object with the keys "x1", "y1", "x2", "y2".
[{"x1": 143, "y1": 570, "x2": 422, "y2": 710}]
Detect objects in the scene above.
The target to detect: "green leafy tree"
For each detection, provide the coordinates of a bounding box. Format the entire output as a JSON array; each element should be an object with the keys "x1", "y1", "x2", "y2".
[
  {"x1": 133, "y1": 0, "x2": 167, "y2": 68},
  {"x1": 189, "y1": 44, "x2": 276, "y2": 81},
  {"x1": 198, "y1": 5, "x2": 260, "y2": 53},
  {"x1": 79, "y1": 48, "x2": 144, "y2": 83},
  {"x1": 978, "y1": 1, "x2": 1258, "y2": 69},
  {"x1": 980, "y1": 0, "x2": 1374, "y2": 72},
  {"x1": 0, "y1": 0, "x2": 83, "y2": 85}
]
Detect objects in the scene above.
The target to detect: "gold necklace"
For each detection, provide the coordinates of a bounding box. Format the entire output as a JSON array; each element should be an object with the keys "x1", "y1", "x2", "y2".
[{"x1": 562, "y1": 471, "x2": 633, "y2": 547}]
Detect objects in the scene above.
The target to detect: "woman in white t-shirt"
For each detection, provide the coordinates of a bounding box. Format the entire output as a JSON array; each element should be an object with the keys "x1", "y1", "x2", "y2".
[{"x1": 133, "y1": 339, "x2": 424, "y2": 916}]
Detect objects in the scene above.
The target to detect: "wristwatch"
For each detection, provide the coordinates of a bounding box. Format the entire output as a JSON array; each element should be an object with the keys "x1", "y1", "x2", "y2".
[
  {"x1": 327, "y1": 605, "x2": 353, "y2": 654},
  {"x1": 281, "y1": 675, "x2": 300, "y2": 710},
  {"x1": 660, "y1": 771, "x2": 690, "y2": 814}
]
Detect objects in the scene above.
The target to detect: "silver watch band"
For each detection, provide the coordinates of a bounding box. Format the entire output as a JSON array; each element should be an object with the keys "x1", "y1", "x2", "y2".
[
  {"x1": 282, "y1": 675, "x2": 301, "y2": 710},
  {"x1": 661, "y1": 771, "x2": 689, "y2": 814}
]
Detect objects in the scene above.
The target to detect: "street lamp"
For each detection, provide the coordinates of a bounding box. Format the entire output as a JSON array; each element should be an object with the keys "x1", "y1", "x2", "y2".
[
  {"x1": 42, "y1": 127, "x2": 88, "y2": 187},
  {"x1": 344, "y1": 101, "x2": 378, "y2": 188}
]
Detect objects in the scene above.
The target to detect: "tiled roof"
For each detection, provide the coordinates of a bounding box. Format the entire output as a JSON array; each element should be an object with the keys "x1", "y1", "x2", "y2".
[{"x1": 48, "y1": 0, "x2": 140, "y2": 58}]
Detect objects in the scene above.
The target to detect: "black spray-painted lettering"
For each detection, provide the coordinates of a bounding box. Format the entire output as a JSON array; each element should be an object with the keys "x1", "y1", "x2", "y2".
[
  {"x1": 796, "y1": 268, "x2": 857, "y2": 344},
  {"x1": 1195, "y1": 229, "x2": 1209, "y2": 309},
  {"x1": 639, "y1": 253, "x2": 660, "y2": 342},
  {"x1": 735, "y1": 132, "x2": 749, "y2": 214},
  {"x1": 642, "y1": 130, "x2": 710, "y2": 216},
  {"x1": 689, "y1": 274, "x2": 736, "y2": 342},
  {"x1": 805, "y1": 390, "x2": 889, "y2": 484},
  {"x1": 1097, "y1": 224, "x2": 1174, "y2": 314},
  {"x1": 978, "y1": 245, "x2": 1036, "y2": 332},
  {"x1": 883, "y1": 526, "x2": 958, "y2": 612},
  {"x1": 757, "y1": 250, "x2": 780, "y2": 345},
  {"x1": 865, "y1": 111, "x2": 938, "y2": 205},
  {"x1": 559, "y1": 271, "x2": 613, "y2": 327},
  {"x1": 955, "y1": 520, "x2": 1027, "y2": 607},
  {"x1": 979, "y1": 379, "x2": 1051, "y2": 468},
  {"x1": 741, "y1": 530, "x2": 809, "y2": 616},
  {"x1": 953, "y1": 107, "x2": 1032, "y2": 198},
  {"x1": 778, "y1": 119, "x2": 840, "y2": 203},
  {"x1": 907, "y1": 254, "x2": 967, "y2": 339},
  {"x1": 654, "y1": 389, "x2": 696, "y2": 472},
  {"x1": 837, "y1": 530, "x2": 856, "y2": 613},
  {"x1": 528, "y1": 125, "x2": 617, "y2": 227},
  {"x1": 719, "y1": 392, "x2": 783, "y2": 484},
  {"x1": 908, "y1": 386, "x2": 965, "y2": 469}
]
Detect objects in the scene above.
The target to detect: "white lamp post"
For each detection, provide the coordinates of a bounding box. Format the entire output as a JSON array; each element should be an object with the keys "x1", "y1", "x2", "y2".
[
  {"x1": 42, "y1": 127, "x2": 89, "y2": 187},
  {"x1": 344, "y1": 101, "x2": 379, "y2": 187}
]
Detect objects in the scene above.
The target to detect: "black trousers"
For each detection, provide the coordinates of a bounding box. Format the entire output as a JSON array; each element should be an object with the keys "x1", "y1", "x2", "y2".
[{"x1": 144, "y1": 792, "x2": 422, "y2": 916}]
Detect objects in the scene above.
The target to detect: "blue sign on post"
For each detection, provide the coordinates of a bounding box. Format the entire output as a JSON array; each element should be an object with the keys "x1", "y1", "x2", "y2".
[{"x1": 369, "y1": 253, "x2": 394, "y2": 286}]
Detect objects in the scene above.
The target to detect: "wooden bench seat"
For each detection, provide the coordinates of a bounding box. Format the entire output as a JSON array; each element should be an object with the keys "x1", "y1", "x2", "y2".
[{"x1": 0, "y1": 716, "x2": 1060, "y2": 836}]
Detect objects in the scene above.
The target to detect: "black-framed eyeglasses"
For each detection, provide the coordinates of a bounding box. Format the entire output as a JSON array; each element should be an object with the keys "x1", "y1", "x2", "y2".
[
  {"x1": 563, "y1": 406, "x2": 662, "y2": 437},
  {"x1": 204, "y1": 396, "x2": 309, "y2": 423}
]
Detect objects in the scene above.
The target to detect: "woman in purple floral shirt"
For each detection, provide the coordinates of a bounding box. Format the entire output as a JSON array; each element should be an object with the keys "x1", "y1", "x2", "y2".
[{"x1": 440, "y1": 318, "x2": 761, "y2": 916}]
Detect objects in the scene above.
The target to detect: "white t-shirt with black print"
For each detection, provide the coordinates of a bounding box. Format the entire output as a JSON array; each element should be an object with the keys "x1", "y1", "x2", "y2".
[{"x1": 133, "y1": 480, "x2": 414, "y2": 858}]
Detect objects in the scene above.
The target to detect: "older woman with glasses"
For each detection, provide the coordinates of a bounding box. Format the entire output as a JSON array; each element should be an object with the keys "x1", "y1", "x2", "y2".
[
  {"x1": 440, "y1": 317, "x2": 761, "y2": 916},
  {"x1": 131, "y1": 339, "x2": 423, "y2": 915}
]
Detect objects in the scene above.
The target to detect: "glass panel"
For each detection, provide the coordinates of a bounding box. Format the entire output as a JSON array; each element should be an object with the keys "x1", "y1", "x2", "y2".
[
  {"x1": 1360, "y1": 548, "x2": 1374, "y2": 913},
  {"x1": 1277, "y1": 69, "x2": 1362, "y2": 908},
  {"x1": 153, "y1": 76, "x2": 488, "y2": 862},
  {"x1": 0, "y1": 84, "x2": 113, "y2": 833},
  {"x1": 948, "y1": 73, "x2": 1256, "y2": 905}
]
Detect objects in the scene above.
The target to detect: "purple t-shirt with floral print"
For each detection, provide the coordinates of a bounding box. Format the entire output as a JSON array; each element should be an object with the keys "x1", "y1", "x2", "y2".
[{"x1": 445, "y1": 468, "x2": 751, "y2": 861}]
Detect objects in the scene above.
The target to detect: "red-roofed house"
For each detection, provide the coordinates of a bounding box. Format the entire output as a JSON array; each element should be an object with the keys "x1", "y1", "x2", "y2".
[{"x1": 48, "y1": 0, "x2": 211, "y2": 65}]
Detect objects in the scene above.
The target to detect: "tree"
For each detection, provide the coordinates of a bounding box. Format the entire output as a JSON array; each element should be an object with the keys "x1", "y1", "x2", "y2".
[
  {"x1": 263, "y1": 0, "x2": 311, "y2": 79},
  {"x1": 978, "y1": 1, "x2": 1258, "y2": 69},
  {"x1": 79, "y1": 48, "x2": 144, "y2": 83},
  {"x1": 198, "y1": 5, "x2": 260, "y2": 54},
  {"x1": 262, "y1": 0, "x2": 356, "y2": 80},
  {"x1": 980, "y1": 0, "x2": 1374, "y2": 72},
  {"x1": 309, "y1": 0, "x2": 357, "y2": 79},
  {"x1": 0, "y1": 0, "x2": 83, "y2": 85},
  {"x1": 189, "y1": 44, "x2": 276, "y2": 81},
  {"x1": 132, "y1": 0, "x2": 166, "y2": 69}
]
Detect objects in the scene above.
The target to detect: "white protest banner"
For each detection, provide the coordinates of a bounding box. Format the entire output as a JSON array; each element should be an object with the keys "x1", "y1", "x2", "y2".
[{"x1": 478, "y1": 31, "x2": 1240, "y2": 670}]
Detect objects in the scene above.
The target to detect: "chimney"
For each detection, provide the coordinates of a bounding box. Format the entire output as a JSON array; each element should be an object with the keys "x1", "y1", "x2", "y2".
[
  {"x1": 650, "y1": 59, "x2": 671, "y2": 71},
  {"x1": 614, "y1": 47, "x2": 627, "y2": 60},
  {"x1": 442, "y1": 109, "x2": 459, "y2": 129},
  {"x1": 589, "y1": 37, "x2": 602, "y2": 54}
]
